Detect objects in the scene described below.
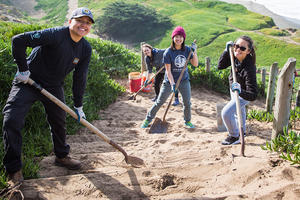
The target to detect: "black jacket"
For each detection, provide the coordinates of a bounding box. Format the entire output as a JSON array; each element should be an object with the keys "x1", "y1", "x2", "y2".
[
  {"x1": 12, "y1": 26, "x2": 91, "y2": 107},
  {"x1": 218, "y1": 51, "x2": 258, "y2": 101}
]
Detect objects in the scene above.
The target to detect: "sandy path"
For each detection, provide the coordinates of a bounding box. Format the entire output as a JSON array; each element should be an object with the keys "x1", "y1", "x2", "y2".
[{"x1": 19, "y1": 80, "x2": 300, "y2": 200}]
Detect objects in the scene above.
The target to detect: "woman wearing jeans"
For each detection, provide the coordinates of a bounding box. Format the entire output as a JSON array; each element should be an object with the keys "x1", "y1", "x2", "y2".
[
  {"x1": 141, "y1": 26, "x2": 198, "y2": 129},
  {"x1": 142, "y1": 43, "x2": 180, "y2": 105},
  {"x1": 218, "y1": 35, "x2": 258, "y2": 145}
]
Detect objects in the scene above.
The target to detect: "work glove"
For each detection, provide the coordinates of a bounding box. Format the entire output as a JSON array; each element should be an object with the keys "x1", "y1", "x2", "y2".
[
  {"x1": 15, "y1": 70, "x2": 30, "y2": 83},
  {"x1": 225, "y1": 41, "x2": 234, "y2": 52},
  {"x1": 74, "y1": 106, "x2": 86, "y2": 122},
  {"x1": 144, "y1": 80, "x2": 149, "y2": 87},
  {"x1": 172, "y1": 84, "x2": 178, "y2": 93},
  {"x1": 231, "y1": 82, "x2": 241, "y2": 94},
  {"x1": 191, "y1": 42, "x2": 197, "y2": 52}
]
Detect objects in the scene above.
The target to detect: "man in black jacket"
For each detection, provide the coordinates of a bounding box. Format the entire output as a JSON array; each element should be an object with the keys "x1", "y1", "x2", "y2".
[{"x1": 2, "y1": 7, "x2": 94, "y2": 186}]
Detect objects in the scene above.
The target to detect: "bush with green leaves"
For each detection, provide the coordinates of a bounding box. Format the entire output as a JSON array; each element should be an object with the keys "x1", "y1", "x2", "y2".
[
  {"x1": 260, "y1": 28, "x2": 290, "y2": 36},
  {"x1": 247, "y1": 110, "x2": 274, "y2": 122},
  {"x1": 248, "y1": 108, "x2": 299, "y2": 166},
  {"x1": 262, "y1": 127, "x2": 299, "y2": 166},
  {"x1": 189, "y1": 64, "x2": 230, "y2": 93},
  {"x1": 96, "y1": 1, "x2": 173, "y2": 43},
  {"x1": 87, "y1": 38, "x2": 140, "y2": 77}
]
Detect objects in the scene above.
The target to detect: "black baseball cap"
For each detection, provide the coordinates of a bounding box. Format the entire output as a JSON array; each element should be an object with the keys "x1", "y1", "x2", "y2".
[{"x1": 71, "y1": 7, "x2": 94, "y2": 23}]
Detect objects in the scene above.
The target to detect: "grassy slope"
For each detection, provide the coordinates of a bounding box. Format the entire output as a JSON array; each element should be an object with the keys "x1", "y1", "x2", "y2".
[{"x1": 79, "y1": 0, "x2": 300, "y2": 69}]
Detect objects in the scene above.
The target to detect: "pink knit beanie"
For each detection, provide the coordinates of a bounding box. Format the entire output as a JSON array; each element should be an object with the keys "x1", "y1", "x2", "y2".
[{"x1": 171, "y1": 26, "x2": 186, "y2": 40}]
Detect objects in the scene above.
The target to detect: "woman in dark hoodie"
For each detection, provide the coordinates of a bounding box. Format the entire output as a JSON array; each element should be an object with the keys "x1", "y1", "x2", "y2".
[{"x1": 218, "y1": 35, "x2": 258, "y2": 145}]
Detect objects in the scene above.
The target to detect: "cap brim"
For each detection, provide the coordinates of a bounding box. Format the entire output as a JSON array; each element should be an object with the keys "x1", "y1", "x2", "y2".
[{"x1": 71, "y1": 15, "x2": 94, "y2": 23}]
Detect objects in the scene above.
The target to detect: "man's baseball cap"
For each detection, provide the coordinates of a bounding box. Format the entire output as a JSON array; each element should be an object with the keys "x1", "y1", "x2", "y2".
[{"x1": 71, "y1": 7, "x2": 94, "y2": 23}]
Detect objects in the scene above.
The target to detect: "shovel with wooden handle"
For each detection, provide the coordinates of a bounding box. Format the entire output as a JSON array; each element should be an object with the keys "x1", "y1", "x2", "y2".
[
  {"x1": 27, "y1": 78, "x2": 145, "y2": 167},
  {"x1": 229, "y1": 46, "x2": 245, "y2": 157},
  {"x1": 149, "y1": 40, "x2": 196, "y2": 134},
  {"x1": 128, "y1": 66, "x2": 165, "y2": 100}
]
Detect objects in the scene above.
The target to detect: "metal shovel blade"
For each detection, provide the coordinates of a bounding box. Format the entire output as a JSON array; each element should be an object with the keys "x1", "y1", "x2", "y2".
[
  {"x1": 126, "y1": 155, "x2": 146, "y2": 168},
  {"x1": 149, "y1": 117, "x2": 168, "y2": 134},
  {"x1": 128, "y1": 95, "x2": 136, "y2": 100}
]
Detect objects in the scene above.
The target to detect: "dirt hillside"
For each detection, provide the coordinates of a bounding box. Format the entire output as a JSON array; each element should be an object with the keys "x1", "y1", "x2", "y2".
[{"x1": 19, "y1": 80, "x2": 300, "y2": 200}]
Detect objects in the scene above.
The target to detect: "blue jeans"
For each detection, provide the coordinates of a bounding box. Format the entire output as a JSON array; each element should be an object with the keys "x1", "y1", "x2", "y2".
[
  {"x1": 146, "y1": 79, "x2": 191, "y2": 122},
  {"x1": 221, "y1": 90, "x2": 249, "y2": 137}
]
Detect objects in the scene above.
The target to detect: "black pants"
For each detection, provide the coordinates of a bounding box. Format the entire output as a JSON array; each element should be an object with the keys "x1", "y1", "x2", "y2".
[
  {"x1": 154, "y1": 73, "x2": 165, "y2": 97},
  {"x1": 2, "y1": 81, "x2": 70, "y2": 173}
]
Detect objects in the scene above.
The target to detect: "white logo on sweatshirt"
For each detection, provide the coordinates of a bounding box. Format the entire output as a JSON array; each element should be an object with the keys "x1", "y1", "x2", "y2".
[{"x1": 174, "y1": 55, "x2": 186, "y2": 69}]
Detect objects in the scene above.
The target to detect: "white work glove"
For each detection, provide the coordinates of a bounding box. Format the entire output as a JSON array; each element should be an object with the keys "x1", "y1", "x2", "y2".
[
  {"x1": 15, "y1": 70, "x2": 30, "y2": 83},
  {"x1": 74, "y1": 106, "x2": 86, "y2": 122},
  {"x1": 191, "y1": 42, "x2": 197, "y2": 52},
  {"x1": 225, "y1": 41, "x2": 234, "y2": 52},
  {"x1": 231, "y1": 82, "x2": 241, "y2": 94}
]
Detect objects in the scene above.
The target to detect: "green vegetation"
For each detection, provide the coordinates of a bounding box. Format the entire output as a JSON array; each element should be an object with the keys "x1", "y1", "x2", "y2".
[
  {"x1": 189, "y1": 64, "x2": 230, "y2": 93},
  {"x1": 79, "y1": 0, "x2": 300, "y2": 68},
  {"x1": 96, "y1": 1, "x2": 172, "y2": 43},
  {"x1": 248, "y1": 110, "x2": 274, "y2": 122},
  {"x1": 262, "y1": 127, "x2": 300, "y2": 166},
  {"x1": 260, "y1": 28, "x2": 290, "y2": 36},
  {"x1": 35, "y1": 0, "x2": 68, "y2": 25},
  {"x1": 292, "y1": 30, "x2": 300, "y2": 43},
  {"x1": 248, "y1": 109, "x2": 300, "y2": 166}
]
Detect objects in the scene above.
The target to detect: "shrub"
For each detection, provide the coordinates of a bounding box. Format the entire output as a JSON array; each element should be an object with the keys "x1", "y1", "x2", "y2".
[
  {"x1": 96, "y1": 1, "x2": 173, "y2": 43},
  {"x1": 262, "y1": 127, "x2": 300, "y2": 166},
  {"x1": 260, "y1": 28, "x2": 290, "y2": 36}
]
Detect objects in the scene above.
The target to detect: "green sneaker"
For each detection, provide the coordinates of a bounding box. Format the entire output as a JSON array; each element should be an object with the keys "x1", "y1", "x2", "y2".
[
  {"x1": 185, "y1": 121, "x2": 195, "y2": 128},
  {"x1": 141, "y1": 119, "x2": 150, "y2": 128}
]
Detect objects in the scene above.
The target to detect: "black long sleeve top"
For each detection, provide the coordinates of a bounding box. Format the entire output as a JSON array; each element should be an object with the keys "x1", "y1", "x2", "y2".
[
  {"x1": 218, "y1": 50, "x2": 258, "y2": 101},
  {"x1": 12, "y1": 26, "x2": 92, "y2": 107}
]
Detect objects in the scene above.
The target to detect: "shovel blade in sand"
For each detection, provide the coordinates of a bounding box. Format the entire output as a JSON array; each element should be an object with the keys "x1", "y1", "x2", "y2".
[{"x1": 149, "y1": 117, "x2": 169, "y2": 134}]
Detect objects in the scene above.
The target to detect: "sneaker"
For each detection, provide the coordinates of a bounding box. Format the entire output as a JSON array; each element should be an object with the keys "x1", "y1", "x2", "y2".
[
  {"x1": 55, "y1": 156, "x2": 81, "y2": 170},
  {"x1": 152, "y1": 96, "x2": 158, "y2": 102},
  {"x1": 172, "y1": 98, "x2": 180, "y2": 106},
  {"x1": 185, "y1": 121, "x2": 195, "y2": 128},
  {"x1": 7, "y1": 170, "x2": 24, "y2": 186},
  {"x1": 221, "y1": 135, "x2": 240, "y2": 145},
  {"x1": 141, "y1": 119, "x2": 150, "y2": 128}
]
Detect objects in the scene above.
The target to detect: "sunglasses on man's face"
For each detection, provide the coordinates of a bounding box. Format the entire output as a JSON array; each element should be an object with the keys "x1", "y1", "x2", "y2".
[{"x1": 234, "y1": 44, "x2": 247, "y2": 51}]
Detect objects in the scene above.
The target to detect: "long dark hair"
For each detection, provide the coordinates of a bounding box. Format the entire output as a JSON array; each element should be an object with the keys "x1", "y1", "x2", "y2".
[
  {"x1": 142, "y1": 43, "x2": 154, "y2": 65},
  {"x1": 171, "y1": 40, "x2": 185, "y2": 51},
  {"x1": 237, "y1": 35, "x2": 256, "y2": 65}
]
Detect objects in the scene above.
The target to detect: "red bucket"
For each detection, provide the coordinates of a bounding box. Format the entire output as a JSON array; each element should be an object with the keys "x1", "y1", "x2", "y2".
[{"x1": 128, "y1": 72, "x2": 141, "y2": 93}]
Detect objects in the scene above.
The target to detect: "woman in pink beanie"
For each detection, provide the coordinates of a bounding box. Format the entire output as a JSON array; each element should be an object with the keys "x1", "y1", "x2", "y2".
[{"x1": 141, "y1": 26, "x2": 198, "y2": 129}]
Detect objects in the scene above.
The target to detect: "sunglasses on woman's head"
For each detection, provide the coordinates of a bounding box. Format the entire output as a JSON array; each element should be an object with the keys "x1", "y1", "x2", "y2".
[{"x1": 234, "y1": 44, "x2": 247, "y2": 51}]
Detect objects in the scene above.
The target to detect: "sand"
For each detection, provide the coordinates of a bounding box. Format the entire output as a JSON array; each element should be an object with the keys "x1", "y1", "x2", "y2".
[{"x1": 18, "y1": 80, "x2": 300, "y2": 200}]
